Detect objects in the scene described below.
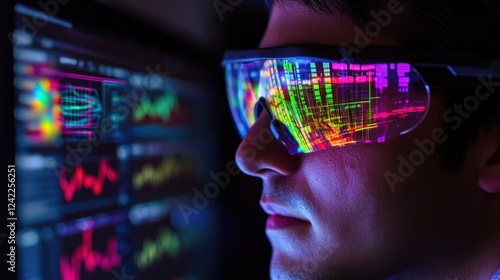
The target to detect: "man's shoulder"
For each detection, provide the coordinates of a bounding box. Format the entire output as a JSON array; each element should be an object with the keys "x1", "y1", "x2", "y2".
[{"x1": 491, "y1": 268, "x2": 500, "y2": 280}]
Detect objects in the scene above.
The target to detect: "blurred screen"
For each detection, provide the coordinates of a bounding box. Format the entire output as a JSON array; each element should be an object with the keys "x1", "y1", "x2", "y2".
[{"x1": 12, "y1": 2, "x2": 220, "y2": 280}]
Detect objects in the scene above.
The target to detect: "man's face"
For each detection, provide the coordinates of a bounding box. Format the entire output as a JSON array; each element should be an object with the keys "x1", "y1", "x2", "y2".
[{"x1": 235, "y1": 2, "x2": 485, "y2": 279}]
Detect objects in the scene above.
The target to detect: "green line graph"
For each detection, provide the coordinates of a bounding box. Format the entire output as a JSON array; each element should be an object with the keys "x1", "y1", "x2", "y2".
[
  {"x1": 133, "y1": 90, "x2": 179, "y2": 122},
  {"x1": 135, "y1": 227, "x2": 181, "y2": 270}
]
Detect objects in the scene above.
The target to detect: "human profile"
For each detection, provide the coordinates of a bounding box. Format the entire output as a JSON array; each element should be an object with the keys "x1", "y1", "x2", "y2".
[{"x1": 222, "y1": 0, "x2": 500, "y2": 279}]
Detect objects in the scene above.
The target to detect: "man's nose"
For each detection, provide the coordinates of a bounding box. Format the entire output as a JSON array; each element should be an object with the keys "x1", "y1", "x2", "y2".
[{"x1": 235, "y1": 112, "x2": 300, "y2": 178}]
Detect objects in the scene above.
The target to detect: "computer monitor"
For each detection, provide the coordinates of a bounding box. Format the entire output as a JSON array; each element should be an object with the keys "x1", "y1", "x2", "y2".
[{"x1": 7, "y1": 1, "x2": 221, "y2": 279}]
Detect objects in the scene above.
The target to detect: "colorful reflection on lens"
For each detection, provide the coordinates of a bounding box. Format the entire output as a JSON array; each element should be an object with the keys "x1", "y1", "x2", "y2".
[{"x1": 226, "y1": 59, "x2": 429, "y2": 154}]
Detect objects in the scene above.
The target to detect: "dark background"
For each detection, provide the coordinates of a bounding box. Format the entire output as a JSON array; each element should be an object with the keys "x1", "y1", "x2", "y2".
[{"x1": 2, "y1": 0, "x2": 273, "y2": 279}]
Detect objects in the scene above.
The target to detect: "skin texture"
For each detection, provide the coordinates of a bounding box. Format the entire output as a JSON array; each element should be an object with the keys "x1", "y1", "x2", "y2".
[{"x1": 234, "y1": 1, "x2": 500, "y2": 279}]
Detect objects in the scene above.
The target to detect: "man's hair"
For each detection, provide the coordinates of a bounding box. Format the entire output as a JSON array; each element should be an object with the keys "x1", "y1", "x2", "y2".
[{"x1": 269, "y1": 0, "x2": 500, "y2": 170}]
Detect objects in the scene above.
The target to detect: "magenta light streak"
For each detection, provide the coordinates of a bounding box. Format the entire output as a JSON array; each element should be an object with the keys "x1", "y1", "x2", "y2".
[
  {"x1": 373, "y1": 106, "x2": 427, "y2": 119},
  {"x1": 41, "y1": 69, "x2": 127, "y2": 85}
]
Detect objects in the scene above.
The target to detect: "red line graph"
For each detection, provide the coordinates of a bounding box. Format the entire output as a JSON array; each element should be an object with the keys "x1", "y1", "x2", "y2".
[
  {"x1": 59, "y1": 158, "x2": 119, "y2": 202},
  {"x1": 60, "y1": 229, "x2": 121, "y2": 280}
]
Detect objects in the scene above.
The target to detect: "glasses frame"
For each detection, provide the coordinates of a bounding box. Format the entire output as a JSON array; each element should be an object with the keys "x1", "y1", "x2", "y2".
[{"x1": 222, "y1": 45, "x2": 500, "y2": 88}]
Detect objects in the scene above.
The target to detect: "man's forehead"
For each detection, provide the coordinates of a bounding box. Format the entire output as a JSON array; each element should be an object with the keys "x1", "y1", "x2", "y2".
[{"x1": 259, "y1": 0, "x2": 400, "y2": 48}]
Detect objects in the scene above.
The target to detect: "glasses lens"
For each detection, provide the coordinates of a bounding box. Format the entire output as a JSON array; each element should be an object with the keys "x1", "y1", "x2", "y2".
[
  {"x1": 225, "y1": 58, "x2": 430, "y2": 154},
  {"x1": 225, "y1": 60, "x2": 263, "y2": 136}
]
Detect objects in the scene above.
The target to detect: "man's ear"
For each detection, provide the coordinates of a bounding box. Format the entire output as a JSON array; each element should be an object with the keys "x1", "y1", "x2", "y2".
[{"x1": 479, "y1": 124, "x2": 500, "y2": 193}]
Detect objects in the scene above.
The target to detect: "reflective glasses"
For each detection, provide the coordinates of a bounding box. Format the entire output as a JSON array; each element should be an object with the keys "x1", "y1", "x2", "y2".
[{"x1": 222, "y1": 45, "x2": 500, "y2": 155}]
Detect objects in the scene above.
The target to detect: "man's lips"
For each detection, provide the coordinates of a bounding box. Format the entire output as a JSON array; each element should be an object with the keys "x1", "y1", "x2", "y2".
[
  {"x1": 266, "y1": 214, "x2": 308, "y2": 230},
  {"x1": 260, "y1": 202, "x2": 309, "y2": 230}
]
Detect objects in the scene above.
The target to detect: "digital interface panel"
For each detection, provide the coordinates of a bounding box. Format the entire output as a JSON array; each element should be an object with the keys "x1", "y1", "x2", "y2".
[{"x1": 13, "y1": 3, "x2": 219, "y2": 280}]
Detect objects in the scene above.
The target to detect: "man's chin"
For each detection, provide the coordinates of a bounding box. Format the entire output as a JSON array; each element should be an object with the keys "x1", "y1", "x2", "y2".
[
  {"x1": 270, "y1": 253, "x2": 309, "y2": 280},
  {"x1": 269, "y1": 250, "x2": 325, "y2": 280},
  {"x1": 269, "y1": 237, "x2": 341, "y2": 279}
]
